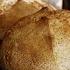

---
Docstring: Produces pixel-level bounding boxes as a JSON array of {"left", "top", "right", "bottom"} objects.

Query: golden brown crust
[
  {"left": 1, "top": 7, "right": 70, "bottom": 70},
  {"left": 0, "top": 1, "right": 56, "bottom": 42},
  {"left": 1, "top": 7, "right": 55, "bottom": 70},
  {"left": 0, "top": 0, "right": 42, "bottom": 42}
]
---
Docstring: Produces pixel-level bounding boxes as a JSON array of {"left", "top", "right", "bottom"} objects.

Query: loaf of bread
[
  {"left": 1, "top": 7, "right": 70, "bottom": 70},
  {"left": 0, "top": 0, "right": 42, "bottom": 43},
  {"left": 0, "top": 0, "right": 56, "bottom": 45}
]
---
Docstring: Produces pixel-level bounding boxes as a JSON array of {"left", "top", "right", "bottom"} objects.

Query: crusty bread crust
[{"left": 1, "top": 7, "right": 70, "bottom": 70}]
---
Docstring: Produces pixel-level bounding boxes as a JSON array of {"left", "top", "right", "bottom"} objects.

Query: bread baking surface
[
  {"left": 0, "top": 7, "right": 55, "bottom": 70},
  {"left": 0, "top": 0, "right": 42, "bottom": 43},
  {"left": 0, "top": 0, "right": 56, "bottom": 45},
  {"left": 1, "top": 7, "right": 70, "bottom": 70}
]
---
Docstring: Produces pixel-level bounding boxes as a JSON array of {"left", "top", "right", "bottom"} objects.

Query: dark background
[{"left": 63, "top": 0, "right": 70, "bottom": 10}]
